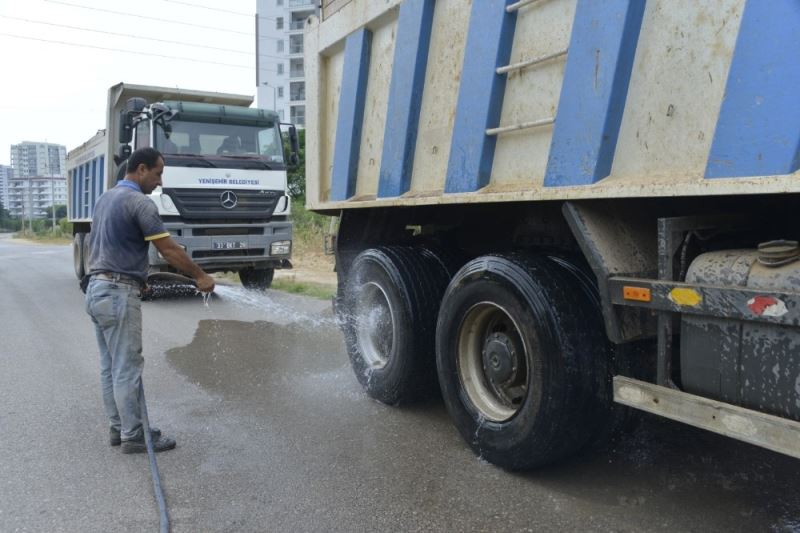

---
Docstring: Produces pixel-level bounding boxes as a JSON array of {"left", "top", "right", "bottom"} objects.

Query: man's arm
[{"left": 151, "top": 236, "right": 215, "bottom": 292}]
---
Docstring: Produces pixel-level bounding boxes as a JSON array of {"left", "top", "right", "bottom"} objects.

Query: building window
[
  {"left": 277, "top": 87, "right": 284, "bottom": 98},
  {"left": 276, "top": 17, "right": 283, "bottom": 30},
  {"left": 277, "top": 0, "right": 283, "bottom": 5},
  {"left": 277, "top": 40, "right": 284, "bottom": 53},
  {"left": 290, "top": 81, "right": 305, "bottom": 101},
  {"left": 290, "top": 105, "right": 305, "bottom": 126},
  {"left": 277, "top": 63, "right": 284, "bottom": 75},
  {"left": 289, "top": 34, "right": 303, "bottom": 54}
]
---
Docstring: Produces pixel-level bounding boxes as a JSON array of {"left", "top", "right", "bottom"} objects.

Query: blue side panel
[
  {"left": 445, "top": 0, "right": 517, "bottom": 193},
  {"left": 83, "top": 163, "right": 89, "bottom": 218},
  {"left": 330, "top": 29, "right": 372, "bottom": 201},
  {"left": 544, "top": 0, "right": 646, "bottom": 187},
  {"left": 91, "top": 159, "right": 97, "bottom": 217},
  {"left": 96, "top": 155, "right": 105, "bottom": 217},
  {"left": 71, "top": 170, "right": 77, "bottom": 218},
  {"left": 77, "top": 165, "right": 84, "bottom": 218},
  {"left": 377, "top": 0, "right": 435, "bottom": 198},
  {"left": 705, "top": 0, "right": 800, "bottom": 179}
]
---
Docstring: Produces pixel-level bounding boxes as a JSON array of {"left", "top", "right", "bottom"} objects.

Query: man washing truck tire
[{"left": 84, "top": 147, "right": 215, "bottom": 453}]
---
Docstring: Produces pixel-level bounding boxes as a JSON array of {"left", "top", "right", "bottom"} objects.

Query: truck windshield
[{"left": 154, "top": 120, "right": 284, "bottom": 164}]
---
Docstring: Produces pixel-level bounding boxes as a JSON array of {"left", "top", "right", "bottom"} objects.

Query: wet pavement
[{"left": 1, "top": 234, "right": 799, "bottom": 532}]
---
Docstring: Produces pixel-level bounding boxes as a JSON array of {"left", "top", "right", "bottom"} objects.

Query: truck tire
[
  {"left": 82, "top": 232, "right": 91, "bottom": 279},
  {"left": 341, "top": 246, "right": 454, "bottom": 405},
  {"left": 240, "top": 267, "right": 275, "bottom": 290},
  {"left": 73, "top": 233, "right": 85, "bottom": 279},
  {"left": 435, "top": 254, "right": 611, "bottom": 470}
]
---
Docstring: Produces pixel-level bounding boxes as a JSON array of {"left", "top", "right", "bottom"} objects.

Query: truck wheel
[
  {"left": 240, "top": 267, "right": 275, "bottom": 290},
  {"left": 81, "top": 232, "right": 91, "bottom": 279},
  {"left": 435, "top": 254, "right": 611, "bottom": 470},
  {"left": 342, "top": 246, "right": 454, "bottom": 405},
  {"left": 73, "top": 233, "right": 85, "bottom": 279}
]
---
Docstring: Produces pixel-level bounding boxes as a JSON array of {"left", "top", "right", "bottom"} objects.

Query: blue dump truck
[{"left": 305, "top": 0, "right": 800, "bottom": 470}]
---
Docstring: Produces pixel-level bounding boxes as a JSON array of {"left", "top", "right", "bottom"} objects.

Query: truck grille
[{"left": 163, "top": 188, "right": 282, "bottom": 220}]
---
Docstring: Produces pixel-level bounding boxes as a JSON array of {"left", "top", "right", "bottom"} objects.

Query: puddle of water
[{"left": 166, "top": 319, "right": 345, "bottom": 400}]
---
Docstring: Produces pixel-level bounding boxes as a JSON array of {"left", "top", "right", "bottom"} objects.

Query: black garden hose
[{"left": 139, "top": 380, "right": 170, "bottom": 533}]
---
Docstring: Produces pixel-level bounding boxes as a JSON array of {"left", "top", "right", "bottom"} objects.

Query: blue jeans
[{"left": 85, "top": 279, "right": 144, "bottom": 441}]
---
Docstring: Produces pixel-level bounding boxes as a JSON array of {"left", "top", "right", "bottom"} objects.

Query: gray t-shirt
[{"left": 87, "top": 180, "right": 169, "bottom": 283}]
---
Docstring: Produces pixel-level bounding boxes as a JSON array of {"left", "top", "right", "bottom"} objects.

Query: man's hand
[
  {"left": 152, "top": 236, "right": 214, "bottom": 292},
  {"left": 195, "top": 273, "right": 215, "bottom": 293}
]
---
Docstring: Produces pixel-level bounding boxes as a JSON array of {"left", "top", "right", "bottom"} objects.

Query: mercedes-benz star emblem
[{"left": 220, "top": 190, "right": 238, "bottom": 209}]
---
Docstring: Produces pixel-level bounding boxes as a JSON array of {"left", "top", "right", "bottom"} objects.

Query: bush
[
  {"left": 292, "top": 199, "right": 329, "bottom": 254},
  {"left": 59, "top": 218, "right": 72, "bottom": 235},
  {"left": 0, "top": 218, "right": 22, "bottom": 232}
]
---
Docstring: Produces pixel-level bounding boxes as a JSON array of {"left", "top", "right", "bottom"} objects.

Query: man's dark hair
[{"left": 126, "top": 147, "right": 163, "bottom": 174}]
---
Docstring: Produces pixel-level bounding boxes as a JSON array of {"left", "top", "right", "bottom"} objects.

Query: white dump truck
[
  {"left": 306, "top": 0, "right": 800, "bottom": 469},
  {"left": 67, "top": 82, "right": 298, "bottom": 289}
]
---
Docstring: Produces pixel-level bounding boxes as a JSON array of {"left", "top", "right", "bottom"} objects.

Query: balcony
[
  {"left": 290, "top": 90, "right": 306, "bottom": 102},
  {"left": 289, "top": 68, "right": 305, "bottom": 79},
  {"left": 288, "top": 20, "right": 305, "bottom": 31},
  {"left": 288, "top": 0, "right": 315, "bottom": 9}
]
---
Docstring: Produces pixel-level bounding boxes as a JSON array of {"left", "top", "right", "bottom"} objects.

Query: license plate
[{"left": 212, "top": 240, "right": 247, "bottom": 250}]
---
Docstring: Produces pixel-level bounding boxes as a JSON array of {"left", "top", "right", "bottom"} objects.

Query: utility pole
[
  {"left": 262, "top": 82, "right": 277, "bottom": 112},
  {"left": 48, "top": 149, "right": 56, "bottom": 233},
  {"left": 27, "top": 177, "right": 32, "bottom": 234}
]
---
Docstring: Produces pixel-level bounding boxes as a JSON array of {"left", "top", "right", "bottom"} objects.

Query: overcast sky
[{"left": 0, "top": 0, "right": 263, "bottom": 166}]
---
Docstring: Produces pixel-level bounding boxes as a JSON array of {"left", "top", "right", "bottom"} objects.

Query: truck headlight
[
  {"left": 160, "top": 193, "right": 177, "bottom": 213},
  {"left": 270, "top": 240, "right": 291, "bottom": 256},
  {"left": 275, "top": 195, "right": 289, "bottom": 214}
]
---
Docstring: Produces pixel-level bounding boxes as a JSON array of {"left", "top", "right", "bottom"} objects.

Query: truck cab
[
  {"left": 68, "top": 83, "right": 298, "bottom": 290},
  {"left": 128, "top": 99, "right": 296, "bottom": 288}
]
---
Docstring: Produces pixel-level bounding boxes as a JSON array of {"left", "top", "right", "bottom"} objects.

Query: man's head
[{"left": 126, "top": 147, "right": 164, "bottom": 194}]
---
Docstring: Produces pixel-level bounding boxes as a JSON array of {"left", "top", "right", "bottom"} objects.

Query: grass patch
[
  {"left": 14, "top": 230, "right": 71, "bottom": 245},
  {"left": 271, "top": 278, "right": 336, "bottom": 300},
  {"left": 291, "top": 199, "right": 332, "bottom": 255},
  {"left": 14, "top": 217, "right": 72, "bottom": 244}
]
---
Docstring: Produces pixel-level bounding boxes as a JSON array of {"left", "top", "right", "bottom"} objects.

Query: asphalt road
[{"left": 1, "top": 233, "right": 799, "bottom": 533}]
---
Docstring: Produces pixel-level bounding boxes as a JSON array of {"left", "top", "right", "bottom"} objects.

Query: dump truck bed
[{"left": 305, "top": 0, "right": 800, "bottom": 212}]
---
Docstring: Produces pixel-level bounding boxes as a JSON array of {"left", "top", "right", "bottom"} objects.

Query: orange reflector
[{"left": 623, "top": 286, "right": 651, "bottom": 302}]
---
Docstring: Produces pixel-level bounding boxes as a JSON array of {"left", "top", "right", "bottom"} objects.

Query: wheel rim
[
  {"left": 457, "top": 302, "right": 529, "bottom": 422},
  {"left": 353, "top": 281, "right": 395, "bottom": 369}
]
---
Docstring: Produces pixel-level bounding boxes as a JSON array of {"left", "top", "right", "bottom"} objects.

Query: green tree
[
  {"left": 284, "top": 128, "right": 306, "bottom": 201},
  {"left": 44, "top": 204, "right": 67, "bottom": 220},
  {"left": 0, "top": 200, "right": 21, "bottom": 231}
]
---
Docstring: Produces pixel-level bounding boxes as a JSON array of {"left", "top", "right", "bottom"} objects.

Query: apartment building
[
  {"left": 8, "top": 141, "right": 67, "bottom": 219},
  {"left": 6, "top": 176, "right": 67, "bottom": 219},
  {"left": 10, "top": 141, "right": 66, "bottom": 179},
  {"left": 255, "top": 0, "right": 319, "bottom": 127},
  {"left": 0, "top": 165, "right": 11, "bottom": 210}
]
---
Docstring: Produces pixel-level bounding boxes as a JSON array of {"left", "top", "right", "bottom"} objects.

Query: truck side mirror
[
  {"left": 117, "top": 144, "right": 131, "bottom": 163},
  {"left": 280, "top": 122, "right": 301, "bottom": 167},
  {"left": 126, "top": 97, "right": 147, "bottom": 113},
  {"left": 119, "top": 111, "right": 133, "bottom": 144},
  {"left": 289, "top": 125, "right": 299, "bottom": 154}
]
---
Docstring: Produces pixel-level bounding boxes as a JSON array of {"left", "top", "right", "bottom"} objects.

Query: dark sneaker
[
  {"left": 110, "top": 426, "right": 161, "bottom": 446},
  {"left": 120, "top": 434, "right": 176, "bottom": 454}
]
